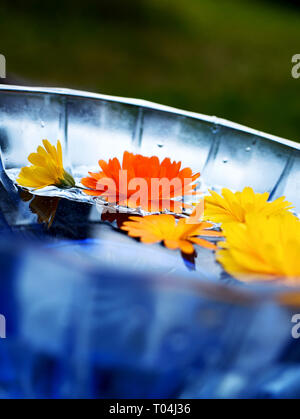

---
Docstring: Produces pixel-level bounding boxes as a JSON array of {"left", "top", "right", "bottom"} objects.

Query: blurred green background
[{"left": 0, "top": 0, "right": 300, "bottom": 141}]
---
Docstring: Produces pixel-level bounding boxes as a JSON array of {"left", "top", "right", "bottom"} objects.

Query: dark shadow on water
[
  {"left": 181, "top": 250, "right": 197, "bottom": 271},
  {"left": 100, "top": 209, "right": 138, "bottom": 229}
]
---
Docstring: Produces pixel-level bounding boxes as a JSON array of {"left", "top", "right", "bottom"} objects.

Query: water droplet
[
  {"left": 40, "top": 120, "right": 45, "bottom": 128},
  {"left": 157, "top": 143, "right": 164, "bottom": 148},
  {"left": 211, "top": 124, "right": 219, "bottom": 134},
  {"left": 245, "top": 147, "right": 251, "bottom": 152},
  {"left": 222, "top": 158, "right": 228, "bottom": 164}
]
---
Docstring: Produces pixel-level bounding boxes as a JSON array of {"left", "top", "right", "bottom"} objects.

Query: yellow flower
[
  {"left": 17, "top": 140, "right": 75, "bottom": 189},
  {"left": 121, "top": 205, "right": 222, "bottom": 254},
  {"left": 204, "top": 186, "right": 292, "bottom": 224},
  {"left": 216, "top": 213, "right": 300, "bottom": 283}
]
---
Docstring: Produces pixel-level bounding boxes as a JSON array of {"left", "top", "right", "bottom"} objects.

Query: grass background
[{"left": 0, "top": 0, "right": 300, "bottom": 141}]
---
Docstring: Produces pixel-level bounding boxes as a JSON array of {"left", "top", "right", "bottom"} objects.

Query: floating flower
[
  {"left": 121, "top": 205, "right": 222, "bottom": 254},
  {"left": 216, "top": 213, "right": 300, "bottom": 283},
  {"left": 81, "top": 151, "right": 200, "bottom": 212},
  {"left": 17, "top": 140, "right": 75, "bottom": 189},
  {"left": 204, "top": 186, "right": 292, "bottom": 224}
]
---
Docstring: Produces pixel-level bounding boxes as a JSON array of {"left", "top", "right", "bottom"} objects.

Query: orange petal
[{"left": 190, "top": 237, "right": 217, "bottom": 250}]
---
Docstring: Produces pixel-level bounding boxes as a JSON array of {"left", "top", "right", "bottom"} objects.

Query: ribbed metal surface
[{"left": 0, "top": 84, "right": 299, "bottom": 211}]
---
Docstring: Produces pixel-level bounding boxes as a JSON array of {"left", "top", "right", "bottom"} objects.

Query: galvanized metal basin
[{"left": 0, "top": 84, "right": 299, "bottom": 212}]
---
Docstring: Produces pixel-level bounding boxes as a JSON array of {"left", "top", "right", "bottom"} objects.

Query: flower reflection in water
[
  {"left": 100, "top": 208, "right": 134, "bottom": 229},
  {"left": 20, "top": 190, "right": 60, "bottom": 229}
]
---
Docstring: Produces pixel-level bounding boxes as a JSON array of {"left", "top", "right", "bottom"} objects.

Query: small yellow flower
[
  {"left": 17, "top": 140, "right": 75, "bottom": 189},
  {"left": 204, "top": 186, "right": 292, "bottom": 224},
  {"left": 121, "top": 205, "right": 222, "bottom": 254},
  {"left": 216, "top": 213, "right": 300, "bottom": 283}
]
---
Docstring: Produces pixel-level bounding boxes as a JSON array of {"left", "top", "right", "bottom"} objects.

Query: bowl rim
[{"left": 0, "top": 83, "right": 299, "bottom": 152}]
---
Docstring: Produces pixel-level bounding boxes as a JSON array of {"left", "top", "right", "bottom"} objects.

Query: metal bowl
[
  {"left": 0, "top": 85, "right": 299, "bottom": 398},
  {"left": 0, "top": 84, "right": 299, "bottom": 211}
]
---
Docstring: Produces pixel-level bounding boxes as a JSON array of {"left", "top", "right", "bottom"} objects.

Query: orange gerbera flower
[
  {"left": 81, "top": 151, "right": 200, "bottom": 213},
  {"left": 121, "top": 205, "right": 222, "bottom": 254}
]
